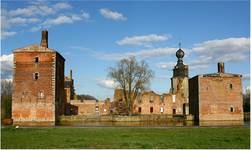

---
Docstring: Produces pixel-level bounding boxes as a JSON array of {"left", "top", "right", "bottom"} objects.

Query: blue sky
[{"left": 1, "top": 0, "right": 250, "bottom": 100}]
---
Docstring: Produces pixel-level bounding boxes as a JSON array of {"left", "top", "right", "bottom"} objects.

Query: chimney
[
  {"left": 218, "top": 62, "right": 225, "bottom": 73},
  {"left": 40, "top": 30, "right": 48, "bottom": 48},
  {"left": 70, "top": 70, "right": 72, "bottom": 80}
]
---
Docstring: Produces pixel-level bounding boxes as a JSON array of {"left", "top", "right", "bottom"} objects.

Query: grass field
[{"left": 1, "top": 127, "right": 250, "bottom": 149}]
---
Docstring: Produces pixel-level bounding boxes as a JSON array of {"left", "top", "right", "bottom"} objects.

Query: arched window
[{"left": 230, "top": 107, "right": 234, "bottom": 112}]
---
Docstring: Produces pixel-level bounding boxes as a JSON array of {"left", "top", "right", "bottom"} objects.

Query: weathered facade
[
  {"left": 12, "top": 30, "right": 65, "bottom": 126},
  {"left": 113, "top": 47, "right": 189, "bottom": 116},
  {"left": 69, "top": 99, "right": 111, "bottom": 116},
  {"left": 114, "top": 89, "right": 186, "bottom": 115},
  {"left": 189, "top": 62, "right": 243, "bottom": 124}
]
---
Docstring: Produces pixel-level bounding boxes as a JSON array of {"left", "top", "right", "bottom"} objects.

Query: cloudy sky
[{"left": 1, "top": 1, "right": 250, "bottom": 100}]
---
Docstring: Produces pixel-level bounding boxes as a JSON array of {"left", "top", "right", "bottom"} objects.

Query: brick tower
[
  {"left": 12, "top": 30, "right": 66, "bottom": 126},
  {"left": 170, "top": 45, "right": 189, "bottom": 115}
]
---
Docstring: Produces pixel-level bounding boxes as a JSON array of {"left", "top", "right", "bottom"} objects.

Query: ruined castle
[{"left": 12, "top": 31, "right": 244, "bottom": 126}]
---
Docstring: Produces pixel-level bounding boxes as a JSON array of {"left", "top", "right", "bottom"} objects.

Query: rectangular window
[
  {"left": 229, "top": 84, "right": 233, "bottom": 90},
  {"left": 38, "top": 91, "right": 44, "bottom": 99},
  {"left": 230, "top": 107, "right": 234, "bottom": 112},
  {"left": 172, "top": 95, "right": 176, "bottom": 103},
  {"left": 150, "top": 107, "right": 153, "bottom": 113},
  {"left": 138, "top": 107, "right": 141, "bottom": 113},
  {"left": 33, "top": 72, "right": 39, "bottom": 80},
  {"left": 160, "top": 107, "right": 164, "bottom": 113},
  {"left": 173, "top": 109, "right": 176, "bottom": 115},
  {"left": 35, "top": 57, "right": 39, "bottom": 63}
]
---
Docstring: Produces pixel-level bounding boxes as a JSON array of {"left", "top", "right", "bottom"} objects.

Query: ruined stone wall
[
  {"left": 70, "top": 100, "right": 97, "bottom": 116},
  {"left": 132, "top": 92, "right": 185, "bottom": 115},
  {"left": 162, "top": 93, "right": 185, "bottom": 115},
  {"left": 70, "top": 100, "right": 111, "bottom": 116},
  {"left": 98, "top": 100, "right": 111, "bottom": 115},
  {"left": 133, "top": 92, "right": 161, "bottom": 114},
  {"left": 12, "top": 52, "right": 56, "bottom": 126},
  {"left": 198, "top": 76, "right": 243, "bottom": 121}
]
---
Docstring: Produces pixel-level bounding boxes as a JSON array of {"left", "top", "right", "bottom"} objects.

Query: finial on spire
[{"left": 178, "top": 42, "right": 181, "bottom": 49}]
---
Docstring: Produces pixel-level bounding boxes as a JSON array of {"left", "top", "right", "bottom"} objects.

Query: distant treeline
[
  {"left": 243, "top": 90, "right": 250, "bottom": 112},
  {"left": 1, "top": 80, "right": 12, "bottom": 120}
]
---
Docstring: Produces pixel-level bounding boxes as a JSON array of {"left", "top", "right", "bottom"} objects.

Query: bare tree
[{"left": 108, "top": 57, "right": 154, "bottom": 115}]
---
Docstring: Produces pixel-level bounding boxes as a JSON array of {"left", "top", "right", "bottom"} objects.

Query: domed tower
[
  {"left": 170, "top": 43, "right": 189, "bottom": 115},
  {"left": 173, "top": 47, "right": 188, "bottom": 77}
]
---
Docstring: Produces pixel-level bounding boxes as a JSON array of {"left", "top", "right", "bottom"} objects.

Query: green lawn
[{"left": 1, "top": 127, "right": 250, "bottom": 149}]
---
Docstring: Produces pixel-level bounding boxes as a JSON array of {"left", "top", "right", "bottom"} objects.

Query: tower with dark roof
[{"left": 170, "top": 45, "right": 189, "bottom": 115}]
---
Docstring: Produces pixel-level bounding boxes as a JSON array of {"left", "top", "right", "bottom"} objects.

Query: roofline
[
  {"left": 13, "top": 44, "right": 65, "bottom": 61},
  {"left": 190, "top": 73, "right": 242, "bottom": 79}
]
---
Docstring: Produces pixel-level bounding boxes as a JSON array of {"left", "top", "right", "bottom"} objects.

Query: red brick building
[
  {"left": 189, "top": 62, "right": 243, "bottom": 125},
  {"left": 12, "top": 30, "right": 66, "bottom": 126}
]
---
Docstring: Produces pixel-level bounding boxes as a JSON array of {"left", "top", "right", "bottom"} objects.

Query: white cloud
[
  {"left": 0, "top": 54, "right": 13, "bottom": 80},
  {"left": 99, "top": 8, "right": 127, "bottom": 21},
  {"left": 96, "top": 79, "right": 117, "bottom": 89},
  {"left": 117, "top": 34, "right": 170, "bottom": 46},
  {"left": 8, "top": 6, "right": 37, "bottom": 17},
  {"left": 96, "top": 47, "right": 178, "bottom": 61},
  {"left": 156, "top": 37, "right": 250, "bottom": 71},
  {"left": 31, "top": 11, "right": 90, "bottom": 32},
  {"left": 6, "top": 17, "right": 41, "bottom": 27},
  {"left": 156, "top": 62, "right": 176, "bottom": 69},
  {"left": 192, "top": 37, "right": 250, "bottom": 62},
  {"left": 8, "top": 2, "right": 72, "bottom": 17},
  {"left": 53, "top": 2, "right": 72, "bottom": 10},
  {"left": 1, "top": 2, "right": 85, "bottom": 39},
  {"left": 1, "top": 31, "right": 17, "bottom": 39}
]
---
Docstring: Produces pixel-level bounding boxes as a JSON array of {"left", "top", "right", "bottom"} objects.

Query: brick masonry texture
[
  {"left": 12, "top": 32, "right": 65, "bottom": 126},
  {"left": 189, "top": 74, "right": 243, "bottom": 122}
]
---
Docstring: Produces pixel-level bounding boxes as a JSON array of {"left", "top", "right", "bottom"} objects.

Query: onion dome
[{"left": 176, "top": 48, "right": 184, "bottom": 59}]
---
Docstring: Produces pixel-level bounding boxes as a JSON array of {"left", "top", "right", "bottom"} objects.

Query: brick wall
[
  {"left": 12, "top": 47, "right": 65, "bottom": 126},
  {"left": 12, "top": 51, "right": 56, "bottom": 126},
  {"left": 198, "top": 76, "right": 243, "bottom": 121}
]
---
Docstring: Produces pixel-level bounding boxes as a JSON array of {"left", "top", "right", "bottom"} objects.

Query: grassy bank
[{"left": 1, "top": 127, "right": 250, "bottom": 149}]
